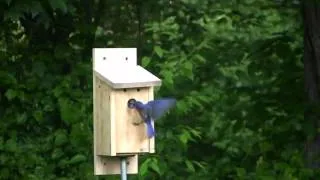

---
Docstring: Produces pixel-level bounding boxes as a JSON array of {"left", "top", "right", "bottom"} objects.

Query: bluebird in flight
[{"left": 128, "top": 98, "right": 176, "bottom": 138}]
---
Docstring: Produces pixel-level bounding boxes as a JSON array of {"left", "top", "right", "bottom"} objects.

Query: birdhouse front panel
[
  {"left": 94, "top": 76, "right": 156, "bottom": 156},
  {"left": 111, "top": 87, "right": 155, "bottom": 155},
  {"left": 95, "top": 77, "right": 114, "bottom": 156}
]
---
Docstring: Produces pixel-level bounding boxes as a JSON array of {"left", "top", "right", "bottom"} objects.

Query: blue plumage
[{"left": 131, "top": 98, "right": 176, "bottom": 138}]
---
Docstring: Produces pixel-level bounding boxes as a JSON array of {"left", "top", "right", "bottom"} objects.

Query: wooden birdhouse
[{"left": 92, "top": 48, "right": 161, "bottom": 175}]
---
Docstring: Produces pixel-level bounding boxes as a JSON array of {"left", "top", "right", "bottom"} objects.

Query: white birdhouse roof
[
  {"left": 94, "top": 64, "right": 161, "bottom": 89},
  {"left": 93, "top": 48, "right": 162, "bottom": 89}
]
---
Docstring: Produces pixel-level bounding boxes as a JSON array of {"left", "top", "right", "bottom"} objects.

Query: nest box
[{"left": 92, "top": 48, "right": 161, "bottom": 175}]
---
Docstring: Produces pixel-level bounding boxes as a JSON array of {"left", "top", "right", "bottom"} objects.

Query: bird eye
[{"left": 127, "top": 98, "right": 136, "bottom": 108}]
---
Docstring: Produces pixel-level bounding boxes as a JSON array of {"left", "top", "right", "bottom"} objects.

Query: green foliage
[{"left": 0, "top": 0, "right": 316, "bottom": 179}]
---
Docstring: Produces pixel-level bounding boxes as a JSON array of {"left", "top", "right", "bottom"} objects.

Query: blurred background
[{"left": 0, "top": 0, "right": 309, "bottom": 179}]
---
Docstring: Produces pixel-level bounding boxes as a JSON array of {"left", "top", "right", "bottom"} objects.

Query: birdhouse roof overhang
[{"left": 94, "top": 64, "right": 162, "bottom": 89}]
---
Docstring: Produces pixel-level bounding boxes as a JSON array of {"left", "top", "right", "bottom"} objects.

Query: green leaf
[
  {"left": 189, "top": 128, "right": 202, "bottom": 139},
  {"left": 52, "top": 148, "right": 64, "bottom": 160},
  {"left": 193, "top": 161, "right": 206, "bottom": 170},
  {"left": 142, "top": 56, "right": 151, "bottom": 67},
  {"left": 33, "top": 110, "right": 43, "bottom": 123},
  {"left": 58, "top": 159, "right": 69, "bottom": 167},
  {"left": 214, "top": 141, "right": 228, "bottom": 149},
  {"left": 185, "top": 61, "right": 193, "bottom": 71},
  {"left": 161, "top": 70, "right": 174, "bottom": 86},
  {"left": 5, "top": 139, "right": 17, "bottom": 152},
  {"left": 58, "top": 98, "right": 82, "bottom": 125},
  {"left": 6, "top": 0, "right": 12, "bottom": 5},
  {"left": 54, "top": 45, "right": 71, "bottom": 59},
  {"left": 183, "top": 61, "right": 194, "bottom": 80},
  {"left": 236, "top": 167, "right": 246, "bottom": 177},
  {"left": 17, "top": 113, "right": 27, "bottom": 124},
  {"left": 54, "top": 131, "right": 68, "bottom": 146},
  {"left": 0, "top": 137, "right": 4, "bottom": 150},
  {"left": 68, "top": 154, "right": 86, "bottom": 165},
  {"left": 154, "top": 46, "right": 163, "bottom": 58},
  {"left": 49, "top": 0, "right": 68, "bottom": 13},
  {"left": 4, "top": 8, "right": 23, "bottom": 21},
  {"left": 179, "top": 130, "right": 191, "bottom": 145},
  {"left": 194, "top": 54, "right": 206, "bottom": 63},
  {"left": 150, "top": 159, "right": 161, "bottom": 175},
  {"left": 0, "top": 71, "right": 17, "bottom": 86},
  {"left": 32, "top": 61, "right": 46, "bottom": 77},
  {"left": 5, "top": 89, "right": 17, "bottom": 100},
  {"left": 185, "top": 160, "right": 195, "bottom": 172},
  {"left": 139, "top": 159, "right": 151, "bottom": 176},
  {"left": 176, "top": 100, "right": 189, "bottom": 114},
  {"left": 69, "top": 123, "right": 88, "bottom": 147}
]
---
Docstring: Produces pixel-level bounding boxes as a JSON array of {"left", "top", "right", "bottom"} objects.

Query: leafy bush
[{"left": 0, "top": 0, "right": 315, "bottom": 179}]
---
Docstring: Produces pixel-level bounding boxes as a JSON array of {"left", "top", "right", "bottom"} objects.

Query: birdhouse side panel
[
  {"left": 95, "top": 77, "right": 113, "bottom": 156},
  {"left": 113, "top": 87, "right": 152, "bottom": 154},
  {"left": 148, "top": 87, "right": 155, "bottom": 153}
]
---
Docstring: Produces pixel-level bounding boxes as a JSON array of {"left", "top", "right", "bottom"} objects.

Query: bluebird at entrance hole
[{"left": 128, "top": 98, "right": 176, "bottom": 138}]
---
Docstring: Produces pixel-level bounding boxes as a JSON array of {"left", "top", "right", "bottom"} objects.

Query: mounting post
[{"left": 120, "top": 157, "right": 127, "bottom": 180}]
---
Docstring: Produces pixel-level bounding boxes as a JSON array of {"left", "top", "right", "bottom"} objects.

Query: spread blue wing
[
  {"left": 147, "top": 98, "right": 176, "bottom": 120},
  {"left": 134, "top": 101, "right": 149, "bottom": 121}
]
